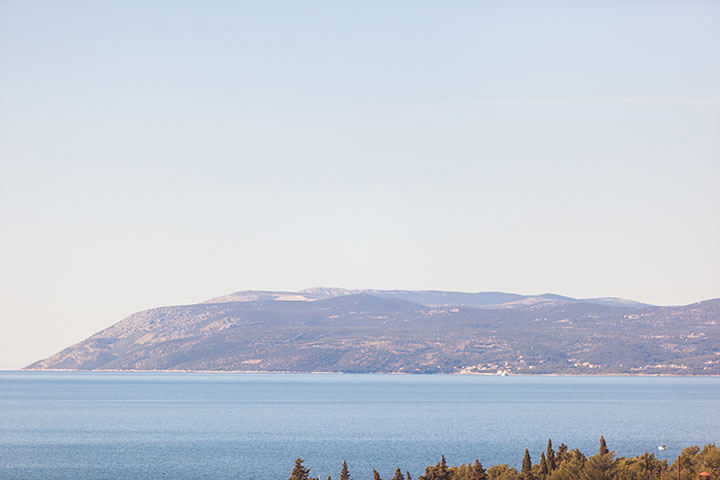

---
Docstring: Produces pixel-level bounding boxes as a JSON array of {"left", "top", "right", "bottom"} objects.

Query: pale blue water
[{"left": 0, "top": 372, "right": 718, "bottom": 480}]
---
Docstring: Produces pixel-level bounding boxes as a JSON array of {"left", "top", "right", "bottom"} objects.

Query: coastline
[{"left": 11, "top": 368, "right": 720, "bottom": 377}]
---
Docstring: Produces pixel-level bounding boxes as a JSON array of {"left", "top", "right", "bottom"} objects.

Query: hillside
[{"left": 26, "top": 289, "right": 720, "bottom": 374}]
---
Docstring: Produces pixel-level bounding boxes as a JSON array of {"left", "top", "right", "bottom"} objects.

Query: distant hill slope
[
  {"left": 204, "top": 288, "right": 652, "bottom": 309},
  {"left": 26, "top": 290, "right": 719, "bottom": 375}
]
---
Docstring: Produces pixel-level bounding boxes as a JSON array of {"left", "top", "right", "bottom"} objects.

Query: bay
[{"left": 0, "top": 372, "right": 718, "bottom": 480}]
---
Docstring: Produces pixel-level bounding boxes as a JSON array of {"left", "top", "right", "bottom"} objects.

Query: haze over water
[{"left": 1, "top": 372, "right": 718, "bottom": 480}]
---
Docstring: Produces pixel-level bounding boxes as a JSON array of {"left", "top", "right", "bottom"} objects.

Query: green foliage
[
  {"left": 599, "top": 436, "right": 610, "bottom": 456},
  {"left": 289, "top": 441, "right": 720, "bottom": 480},
  {"left": 471, "top": 459, "right": 488, "bottom": 480},
  {"left": 670, "top": 443, "right": 720, "bottom": 480},
  {"left": 580, "top": 452, "right": 616, "bottom": 480},
  {"left": 615, "top": 451, "right": 665, "bottom": 480},
  {"left": 439, "top": 455, "right": 450, "bottom": 480},
  {"left": 340, "top": 460, "right": 352, "bottom": 480},
  {"left": 290, "top": 457, "right": 312, "bottom": 480},
  {"left": 540, "top": 452, "right": 548, "bottom": 476},
  {"left": 546, "top": 439, "right": 556, "bottom": 472},
  {"left": 487, "top": 465, "right": 522, "bottom": 480},
  {"left": 449, "top": 459, "right": 487, "bottom": 480},
  {"left": 522, "top": 449, "right": 533, "bottom": 478},
  {"left": 700, "top": 443, "right": 720, "bottom": 477},
  {"left": 555, "top": 444, "right": 569, "bottom": 466},
  {"left": 547, "top": 454, "right": 584, "bottom": 480},
  {"left": 419, "top": 455, "right": 451, "bottom": 480},
  {"left": 570, "top": 449, "right": 587, "bottom": 464}
]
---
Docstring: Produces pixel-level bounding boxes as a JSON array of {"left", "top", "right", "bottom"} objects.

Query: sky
[{"left": 0, "top": 0, "right": 719, "bottom": 369}]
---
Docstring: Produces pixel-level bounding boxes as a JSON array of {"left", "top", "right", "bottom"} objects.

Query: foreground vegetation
[{"left": 289, "top": 437, "right": 720, "bottom": 480}]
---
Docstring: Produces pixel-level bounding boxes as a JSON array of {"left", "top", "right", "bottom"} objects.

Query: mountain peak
[{"left": 299, "top": 287, "right": 355, "bottom": 298}]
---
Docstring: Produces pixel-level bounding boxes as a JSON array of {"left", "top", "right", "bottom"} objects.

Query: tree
[
  {"left": 470, "top": 459, "right": 488, "bottom": 480},
  {"left": 547, "top": 456, "right": 584, "bottom": 480},
  {"left": 419, "top": 455, "right": 451, "bottom": 480},
  {"left": 670, "top": 445, "right": 710, "bottom": 480},
  {"left": 488, "top": 465, "right": 522, "bottom": 480},
  {"left": 546, "top": 439, "right": 556, "bottom": 472},
  {"left": 406, "top": 471, "right": 412, "bottom": 480},
  {"left": 581, "top": 451, "right": 616, "bottom": 480},
  {"left": 522, "top": 449, "right": 533, "bottom": 479},
  {"left": 290, "top": 457, "right": 312, "bottom": 480},
  {"left": 439, "top": 455, "right": 450, "bottom": 480},
  {"left": 555, "top": 444, "right": 569, "bottom": 466},
  {"left": 340, "top": 460, "right": 352, "bottom": 480},
  {"left": 614, "top": 451, "right": 666, "bottom": 480},
  {"left": 540, "top": 452, "right": 549, "bottom": 477},
  {"left": 637, "top": 451, "right": 665, "bottom": 480},
  {"left": 418, "top": 466, "right": 435, "bottom": 480},
  {"left": 698, "top": 443, "right": 720, "bottom": 479},
  {"left": 599, "top": 437, "right": 609, "bottom": 456},
  {"left": 570, "top": 449, "right": 587, "bottom": 464},
  {"left": 373, "top": 469, "right": 384, "bottom": 480},
  {"left": 392, "top": 468, "right": 405, "bottom": 480}
]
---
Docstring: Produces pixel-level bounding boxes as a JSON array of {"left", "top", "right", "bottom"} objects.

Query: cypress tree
[
  {"left": 438, "top": 454, "right": 450, "bottom": 480},
  {"left": 599, "top": 436, "right": 609, "bottom": 455},
  {"left": 340, "top": 460, "right": 352, "bottom": 480},
  {"left": 392, "top": 467, "right": 404, "bottom": 480},
  {"left": 470, "top": 459, "right": 487, "bottom": 480},
  {"left": 520, "top": 448, "right": 532, "bottom": 477},
  {"left": 419, "top": 456, "right": 450, "bottom": 480},
  {"left": 546, "top": 439, "right": 556, "bottom": 471},
  {"left": 290, "top": 457, "right": 312, "bottom": 480},
  {"left": 540, "top": 452, "right": 548, "bottom": 476},
  {"left": 373, "top": 469, "right": 383, "bottom": 480},
  {"left": 406, "top": 471, "right": 412, "bottom": 480}
]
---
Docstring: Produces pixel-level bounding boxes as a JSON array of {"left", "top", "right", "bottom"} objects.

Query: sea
[{"left": 0, "top": 372, "right": 718, "bottom": 480}]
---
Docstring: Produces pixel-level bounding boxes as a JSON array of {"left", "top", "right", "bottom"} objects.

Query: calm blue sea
[{"left": 0, "top": 372, "right": 718, "bottom": 480}]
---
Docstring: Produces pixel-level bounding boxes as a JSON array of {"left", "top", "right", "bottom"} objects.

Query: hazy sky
[{"left": 1, "top": 1, "right": 719, "bottom": 369}]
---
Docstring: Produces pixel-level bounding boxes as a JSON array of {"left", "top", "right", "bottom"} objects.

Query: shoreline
[{"left": 10, "top": 368, "right": 720, "bottom": 377}]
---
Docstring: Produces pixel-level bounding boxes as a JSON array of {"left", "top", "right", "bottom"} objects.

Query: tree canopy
[
  {"left": 290, "top": 457, "right": 312, "bottom": 480},
  {"left": 288, "top": 439, "right": 719, "bottom": 480}
]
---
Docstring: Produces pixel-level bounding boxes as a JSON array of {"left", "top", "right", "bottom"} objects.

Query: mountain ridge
[
  {"left": 203, "top": 288, "right": 653, "bottom": 309},
  {"left": 26, "top": 289, "right": 720, "bottom": 375}
]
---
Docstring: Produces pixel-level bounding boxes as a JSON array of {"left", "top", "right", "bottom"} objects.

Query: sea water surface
[{"left": 1, "top": 372, "right": 718, "bottom": 480}]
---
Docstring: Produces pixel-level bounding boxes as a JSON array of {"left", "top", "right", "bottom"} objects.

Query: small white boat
[{"left": 658, "top": 434, "right": 666, "bottom": 451}]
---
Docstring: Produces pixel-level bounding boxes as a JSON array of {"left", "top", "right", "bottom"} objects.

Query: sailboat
[{"left": 658, "top": 434, "right": 666, "bottom": 451}]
